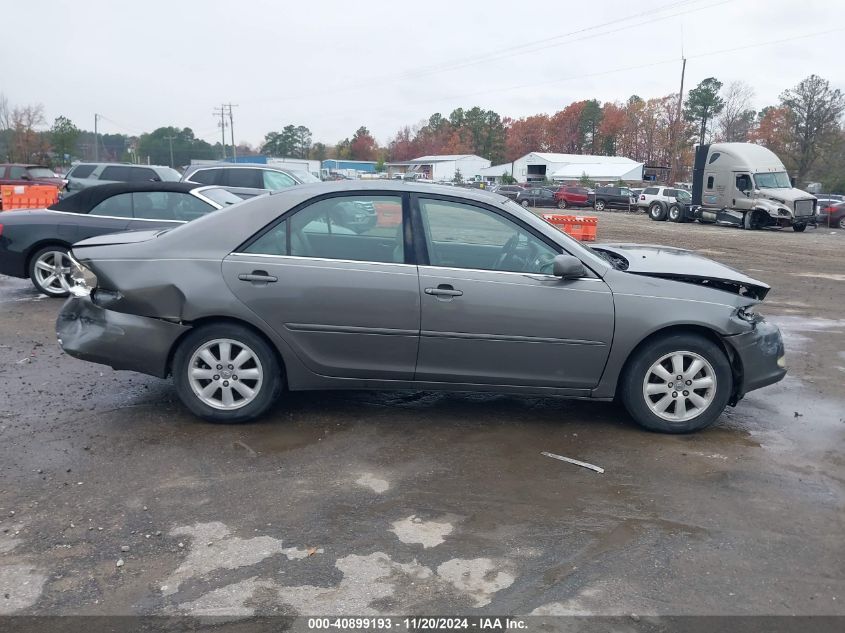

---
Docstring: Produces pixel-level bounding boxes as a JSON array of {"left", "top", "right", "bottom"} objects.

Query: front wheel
[
  {"left": 620, "top": 333, "right": 733, "bottom": 433},
  {"left": 521, "top": 199, "right": 531, "bottom": 208},
  {"left": 172, "top": 323, "right": 283, "bottom": 423},
  {"left": 594, "top": 200, "right": 606, "bottom": 211},
  {"left": 793, "top": 223, "right": 807, "bottom": 232},
  {"left": 557, "top": 199, "right": 568, "bottom": 210},
  {"left": 29, "top": 245, "right": 72, "bottom": 297}
]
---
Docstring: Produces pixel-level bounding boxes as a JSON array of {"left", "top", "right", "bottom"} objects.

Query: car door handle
[
  {"left": 238, "top": 271, "right": 278, "bottom": 283},
  {"left": 425, "top": 285, "right": 463, "bottom": 297}
]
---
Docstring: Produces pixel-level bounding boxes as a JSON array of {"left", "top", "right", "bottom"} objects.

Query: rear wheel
[
  {"left": 28, "top": 245, "right": 71, "bottom": 297},
  {"left": 648, "top": 202, "right": 667, "bottom": 221},
  {"left": 620, "top": 333, "right": 733, "bottom": 433},
  {"left": 838, "top": 216, "right": 845, "bottom": 230},
  {"left": 667, "top": 204, "right": 686, "bottom": 222},
  {"left": 594, "top": 200, "right": 606, "bottom": 211},
  {"left": 173, "top": 323, "right": 283, "bottom": 423},
  {"left": 793, "top": 223, "right": 807, "bottom": 232}
]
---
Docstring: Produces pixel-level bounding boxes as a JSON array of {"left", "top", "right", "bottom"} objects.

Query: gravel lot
[{"left": 0, "top": 211, "right": 843, "bottom": 622}]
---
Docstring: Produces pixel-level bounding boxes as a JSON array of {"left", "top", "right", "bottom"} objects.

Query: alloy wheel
[
  {"left": 34, "top": 250, "right": 71, "bottom": 294},
  {"left": 642, "top": 351, "right": 716, "bottom": 422},
  {"left": 188, "top": 339, "right": 264, "bottom": 410}
]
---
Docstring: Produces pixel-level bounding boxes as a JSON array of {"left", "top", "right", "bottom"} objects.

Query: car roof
[
  {"left": 0, "top": 163, "right": 49, "bottom": 168},
  {"left": 184, "top": 164, "right": 302, "bottom": 173},
  {"left": 49, "top": 182, "right": 202, "bottom": 212},
  {"left": 70, "top": 162, "right": 173, "bottom": 169}
]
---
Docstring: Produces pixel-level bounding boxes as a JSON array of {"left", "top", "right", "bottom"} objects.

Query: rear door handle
[
  {"left": 424, "top": 285, "right": 463, "bottom": 297},
  {"left": 238, "top": 271, "right": 278, "bottom": 283}
]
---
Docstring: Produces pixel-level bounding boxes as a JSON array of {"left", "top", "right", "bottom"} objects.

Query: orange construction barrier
[
  {"left": 542, "top": 214, "right": 598, "bottom": 242},
  {"left": 1, "top": 185, "right": 61, "bottom": 211}
]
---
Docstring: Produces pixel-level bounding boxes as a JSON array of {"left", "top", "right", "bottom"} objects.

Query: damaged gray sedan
[{"left": 57, "top": 181, "right": 786, "bottom": 433}]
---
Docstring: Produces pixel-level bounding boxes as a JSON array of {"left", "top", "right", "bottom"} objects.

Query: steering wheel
[{"left": 493, "top": 234, "right": 520, "bottom": 270}]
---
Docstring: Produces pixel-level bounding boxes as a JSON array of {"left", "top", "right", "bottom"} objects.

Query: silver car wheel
[
  {"left": 595, "top": 200, "right": 605, "bottom": 211},
  {"left": 34, "top": 250, "right": 71, "bottom": 293},
  {"left": 642, "top": 351, "right": 716, "bottom": 422},
  {"left": 188, "top": 338, "right": 264, "bottom": 411}
]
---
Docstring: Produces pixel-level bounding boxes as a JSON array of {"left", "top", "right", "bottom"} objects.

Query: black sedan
[
  {"left": 0, "top": 182, "right": 241, "bottom": 297},
  {"left": 819, "top": 201, "right": 845, "bottom": 229},
  {"left": 515, "top": 187, "right": 557, "bottom": 208}
]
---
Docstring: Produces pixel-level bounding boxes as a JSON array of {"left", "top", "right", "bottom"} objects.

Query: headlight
[
  {"left": 737, "top": 305, "right": 762, "bottom": 323},
  {"left": 68, "top": 254, "right": 98, "bottom": 297}
]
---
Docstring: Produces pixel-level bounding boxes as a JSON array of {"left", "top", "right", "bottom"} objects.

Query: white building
[
  {"left": 386, "top": 154, "right": 491, "bottom": 182},
  {"left": 479, "top": 152, "right": 644, "bottom": 184}
]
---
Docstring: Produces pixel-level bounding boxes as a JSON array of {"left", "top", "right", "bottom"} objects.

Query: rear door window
[
  {"left": 99, "top": 166, "right": 132, "bottom": 181},
  {"left": 131, "top": 191, "right": 211, "bottom": 221},
  {"left": 189, "top": 169, "right": 222, "bottom": 185},
  {"left": 262, "top": 170, "right": 297, "bottom": 190},
  {"left": 225, "top": 168, "right": 263, "bottom": 189},
  {"left": 128, "top": 167, "right": 159, "bottom": 182}
]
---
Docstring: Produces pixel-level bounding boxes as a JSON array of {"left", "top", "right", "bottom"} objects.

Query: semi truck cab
[{"left": 690, "top": 143, "right": 818, "bottom": 232}]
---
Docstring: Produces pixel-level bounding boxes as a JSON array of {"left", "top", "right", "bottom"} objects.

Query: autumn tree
[
  {"left": 778, "top": 74, "right": 845, "bottom": 181},
  {"left": 349, "top": 126, "right": 377, "bottom": 161},
  {"left": 598, "top": 102, "right": 626, "bottom": 155},
  {"left": 10, "top": 104, "right": 48, "bottom": 163},
  {"left": 549, "top": 101, "right": 586, "bottom": 153},
  {"left": 580, "top": 100, "right": 603, "bottom": 153},
  {"left": 684, "top": 77, "right": 725, "bottom": 145},
  {"left": 717, "top": 81, "right": 756, "bottom": 142},
  {"left": 504, "top": 114, "right": 550, "bottom": 161}
]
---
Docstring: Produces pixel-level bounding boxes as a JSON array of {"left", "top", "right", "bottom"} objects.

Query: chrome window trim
[
  {"left": 228, "top": 253, "right": 415, "bottom": 269},
  {"left": 44, "top": 209, "right": 184, "bottom": 223}
]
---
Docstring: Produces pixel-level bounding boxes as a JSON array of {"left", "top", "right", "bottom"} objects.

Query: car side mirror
[{"left": 553, "top": 254, "right": 586, "bottom": 279}]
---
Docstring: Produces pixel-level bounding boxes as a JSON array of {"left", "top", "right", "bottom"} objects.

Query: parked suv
[
  {"left": 66, "top": 163, "right": 181, "bottom": 193},
  {"left": 639, "top": 186, "right": 692, "bottom": 220},
  {"left": 0, "top": 164, "right": 65, "bottom": 189},
  {"left": 593, "top": 186, "right": 636, "bottom": 211},
  {"left": 553, "top": 185, "right": 594, "bottom": 210},
  {"left": 516, "top": 186, "right": 556, "bottom": 208},
  {"left": 182, "top": 164, "right": 320, "bottom": 199}
]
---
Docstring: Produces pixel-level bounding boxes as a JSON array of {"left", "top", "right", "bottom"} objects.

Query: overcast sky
[{"left": 2, "top": 0, "right": 843, "bottom": 148}]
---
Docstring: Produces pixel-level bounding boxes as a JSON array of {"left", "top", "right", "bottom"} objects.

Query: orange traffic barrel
[{"left": 541, "top": 214, "right": 598, "bottom": 241}]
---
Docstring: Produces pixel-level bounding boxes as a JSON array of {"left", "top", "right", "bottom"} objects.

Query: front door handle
[
  {"left": 238, "top": 270, "right": 278, "bottom": 283},
  {"left": 424, "top": 284, "right": 463, "bottom": 297}
]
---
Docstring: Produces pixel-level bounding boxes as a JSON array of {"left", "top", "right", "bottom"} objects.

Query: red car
[
  {"left": 0, "top": 164, "right": 66, "bottom": 189},
  {"left": 553, "top": 185, "right": 593, "bottom": 210}
]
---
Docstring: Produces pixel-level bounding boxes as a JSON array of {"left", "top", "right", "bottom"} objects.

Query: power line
[
  {"left": 248, "top": 0, "right": 728, "bottom": 106},
  {"left": 212, "top": 105, "right": 228, "bottom": 159}
]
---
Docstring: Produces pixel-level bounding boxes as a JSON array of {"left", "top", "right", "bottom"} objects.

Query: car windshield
[
  {"left": 199, "top": 187, "right": 243, "bottom": 207},
  {"left": 159, "top": 168, "right": 183, "bottom": 182},
  {"left": 26, "top": 167, "right": 56, "bottom": 178},
  {"left": 289, "top": 170, "right": 320, "bottom": 183},
  {"left": 754, "top": 171, "right": 791, "bottom": 188}
]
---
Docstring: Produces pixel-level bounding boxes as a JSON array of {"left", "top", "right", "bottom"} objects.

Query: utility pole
[
  {"left": 213, "top": 105, "right": 227, "bottom": 160},
  {"left": 94, "top": 113, "right": 99, "bottom": 161},
  {"left": 164, "top": 135, "right": 176, "bottom": 168},
  {"left": 670, "top": 57, "right": 687, "bottom": 184},
  {"left": 226, "top": 103, "right": 238, "bottom": 161}
]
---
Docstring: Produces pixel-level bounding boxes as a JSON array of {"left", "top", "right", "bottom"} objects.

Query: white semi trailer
[{"left": 674, "top": 143, "right": 818, "bottom": 231}]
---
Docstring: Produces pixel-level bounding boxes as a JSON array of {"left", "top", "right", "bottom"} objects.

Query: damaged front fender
[{"left": 57, "top": 296, "right": 190, "bottom": 378}]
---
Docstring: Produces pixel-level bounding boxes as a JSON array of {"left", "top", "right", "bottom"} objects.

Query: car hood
[
  {"left": 73, "top": 229, "right": 166, "bottom": 249},
  {"left": 593, "top": 243, "right": 770, "bottom": 300}
]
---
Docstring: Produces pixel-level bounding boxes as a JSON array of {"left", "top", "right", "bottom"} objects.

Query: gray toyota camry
[{"left": 57, "top": 181, "right": 786, "bottom": 433}]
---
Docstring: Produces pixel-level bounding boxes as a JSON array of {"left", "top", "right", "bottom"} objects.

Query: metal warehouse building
[
  {"left": 387, "top": 154, "right": 491, "bottom": 181},
  {"left": 479, "top": 152, "right": 644, "bottom": 183}
]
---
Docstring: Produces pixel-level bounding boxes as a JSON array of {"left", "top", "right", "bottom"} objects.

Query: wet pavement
[{"left": 0, "top": 214, "right": 843, "bottom": 619}]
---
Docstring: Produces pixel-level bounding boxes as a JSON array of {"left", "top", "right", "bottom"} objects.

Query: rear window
[
  {"left": 69, "top": 164, "right": 96, "bottom": 179},
  {"left": 26, "top": 167, "right": 55, "bottom": 178}
]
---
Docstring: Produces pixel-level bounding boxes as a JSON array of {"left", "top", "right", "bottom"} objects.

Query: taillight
[
  {"left": 823, "top": 206, "right": 837, "bottom": 213},
  {"left": 0, "top": 223, "right": 3, "bottom": 236}
]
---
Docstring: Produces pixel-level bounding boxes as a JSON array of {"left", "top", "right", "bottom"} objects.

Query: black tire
[
  {"left": 648, "top": 202, "right": 667, "bottom": 221},
  {"left": 594, "top": 199, "right": 606, "bottom": 211},
  {"left": 743, "top": 210, "right": 757, "bottom": 230},
  {"left": 172, "top": 323, "right": 283, "bottom": 423},
  {"left": 620, "top": 333, "right": 733, "bottom": 433},
  {"left": 28, "top": 245, "right": 71, "bottom": 297},
  {"left": 667, "top": 204, "right": 686, "bottom": 223},
  {"left": 557, "top": 199, "right": 568, "bottom": 210},
  {"left": 792, "top": 223, "right": 806, "bottom": 232},
  {"left": 838, "top": 216, "right": 845, "bottom": 230}
]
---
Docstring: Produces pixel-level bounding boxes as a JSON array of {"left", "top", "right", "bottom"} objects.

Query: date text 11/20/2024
[{"left": 307, "top": 617, "right": 528, "bottom": 630}]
